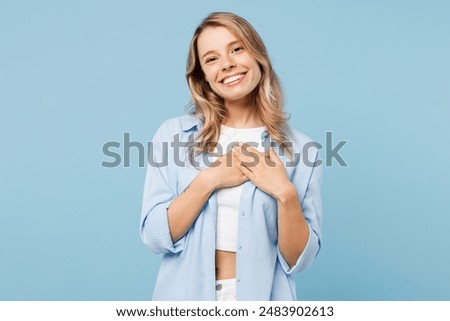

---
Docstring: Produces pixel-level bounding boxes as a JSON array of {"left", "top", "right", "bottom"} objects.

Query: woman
[{"left": 140, "top": 12, "right": 322, "bottom": 301}]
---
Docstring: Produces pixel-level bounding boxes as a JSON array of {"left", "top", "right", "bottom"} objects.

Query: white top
[{"left": 215, "top": 125, "right": 266, "bottom": 252}]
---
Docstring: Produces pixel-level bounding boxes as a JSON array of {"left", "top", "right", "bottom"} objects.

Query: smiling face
[{"left": 197, "top": 26, "right": 262, "bottom": 105}]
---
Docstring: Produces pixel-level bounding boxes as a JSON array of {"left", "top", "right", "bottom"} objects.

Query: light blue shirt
[{"left": 140, "top": 114, "right": 322, "bottom": 300}]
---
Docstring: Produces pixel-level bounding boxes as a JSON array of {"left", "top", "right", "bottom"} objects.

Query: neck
[{"left": 223, "top": 97, "right": 262, "bottom": 128}]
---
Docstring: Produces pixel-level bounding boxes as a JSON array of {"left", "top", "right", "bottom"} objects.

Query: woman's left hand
[{"left": 232, "top": 143, "right": 293, "bottom": 201}]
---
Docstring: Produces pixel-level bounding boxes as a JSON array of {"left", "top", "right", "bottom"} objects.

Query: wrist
[
  {"left": 197, "top": 169, "right": 218, "bottom": 192},
  {"left": 275, "top": 182, "right": 297, "bottom": 205}
]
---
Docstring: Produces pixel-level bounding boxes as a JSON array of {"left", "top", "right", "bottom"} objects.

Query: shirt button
[
  {"left": 242, "top": 212, "right": 245, "bottom": 216},
  {"left": 238, "top": 245, "right": 242, "bottom": 250},
  {"left": 237, "top": 279, "right": 240, "bottom": 283},
  {"left": 216, "top": 284, "right": 222, "bottom": 291}
]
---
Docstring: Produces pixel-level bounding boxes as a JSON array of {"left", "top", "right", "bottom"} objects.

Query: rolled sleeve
[
  {"left": 141, "top": 196, "right": 185, "bottom": 254},
  {"left": 278, "top": 150, "right": 323, "bottom": 275},
  {"left": 277, "top": 224, "right": 320, "bottom": 275},
  {"left": 140, "top": 127, "right": 185, "bottom": 254}
]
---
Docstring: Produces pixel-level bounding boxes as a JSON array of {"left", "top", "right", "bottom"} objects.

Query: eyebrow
[{"left": 200, "top": 40, "right": 241, "bottom": 60}]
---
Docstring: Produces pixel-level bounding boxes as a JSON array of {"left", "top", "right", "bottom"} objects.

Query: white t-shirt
[{"left": 215, "top": 124, "right": 266, "bottom": 252}]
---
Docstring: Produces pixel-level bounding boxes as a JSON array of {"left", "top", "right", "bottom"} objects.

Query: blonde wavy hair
[{"left": 186, "top": 12, "right": 292, "bottom": 158}]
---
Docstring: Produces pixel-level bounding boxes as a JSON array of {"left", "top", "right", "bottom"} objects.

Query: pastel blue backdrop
[{"left": 1, "top": 0, "right": 449, "bottom": 300}]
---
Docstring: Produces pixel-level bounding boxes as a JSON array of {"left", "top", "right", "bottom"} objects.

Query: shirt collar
[
  {"left": 181, "top": 114, "right": 203, "bottom": 133},
  {"left": 180, "top": 114, "right": 270, "bottom": 140}
]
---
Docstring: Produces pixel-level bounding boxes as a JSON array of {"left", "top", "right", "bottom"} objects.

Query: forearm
[
  {"left": 276, "top": 183, "right": 310, "bottom": 268},
  {"left": 167, "top": 170, "right": 215, "bottom": 242}
]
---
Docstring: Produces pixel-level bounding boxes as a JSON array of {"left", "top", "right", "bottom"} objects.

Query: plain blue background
[{"left": 1, "top": 0, "right": 449, "bottom": 300}]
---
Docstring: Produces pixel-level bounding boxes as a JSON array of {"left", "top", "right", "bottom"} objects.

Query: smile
[{"left": 221, "top": 73, "right": 246, "bottom": 86}]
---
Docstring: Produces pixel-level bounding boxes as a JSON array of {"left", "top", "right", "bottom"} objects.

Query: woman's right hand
[
  {"left": 166, "top": 151, "right": 242, "bottom": 242},
  {"left": 166, "top": 150, "right": 247, "bottom": 243},
  {"left": 202, "top": 150, "right": 248, "bottom": 190}
]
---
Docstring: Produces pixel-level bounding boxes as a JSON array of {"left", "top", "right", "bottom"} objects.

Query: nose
[{"left": 221, "top": 55, "right": 236, "bottom": 71}]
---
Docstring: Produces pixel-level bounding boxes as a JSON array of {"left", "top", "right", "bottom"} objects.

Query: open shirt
[{"left": 140, "top": 114, "right": 322, "bottom": 300}]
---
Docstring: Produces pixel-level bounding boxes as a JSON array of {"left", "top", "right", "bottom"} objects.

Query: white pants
[{"left": 215, "top": 278, "right": 236, "bottom": 301}]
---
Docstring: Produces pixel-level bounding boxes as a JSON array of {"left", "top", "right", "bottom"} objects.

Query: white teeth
[{"left": 223, "top": 74, "right": 244, "bottom": 84}]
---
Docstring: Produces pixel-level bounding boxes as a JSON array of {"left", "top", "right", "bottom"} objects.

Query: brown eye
[{"left": 205, "top": 57, "right": 217, "bottom": 63}]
